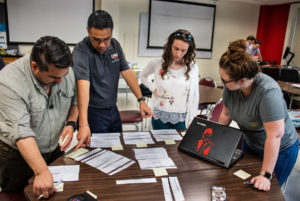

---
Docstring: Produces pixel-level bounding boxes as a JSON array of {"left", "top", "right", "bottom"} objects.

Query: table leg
[{"left": 289, "top": 94, "right": 294, "bottom": 110}]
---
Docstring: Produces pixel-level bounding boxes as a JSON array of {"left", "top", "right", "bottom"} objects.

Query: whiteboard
[
  {"left": 139, "top": 13, "right": 212, "bottom": 59},
  {"left": 6, "top": 0, "right": 94, "bottom": 44},
  {"left": 148, "top": 0, "right": 215, "bottom": 51}
]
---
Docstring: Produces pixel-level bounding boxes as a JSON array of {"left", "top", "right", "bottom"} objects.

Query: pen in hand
[
  {"left": 37, "top": 179, "right": 63, "bottom": 200},
  {"left": 244, "top": 180, "right": 254, "bottom": 185}
]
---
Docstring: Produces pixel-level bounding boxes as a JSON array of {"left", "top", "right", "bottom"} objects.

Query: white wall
[
  {"left": 283, "top": 3, "right": 300, "bottom": 65},
  {"left": 17, "top": 0, "right": 260, "bottom": 85},
  {"left": 101, "top": 0, "right": 260, "bottom": 85},
  {"left": 291, "top": 8, "right": 300, "bottom": 67}
]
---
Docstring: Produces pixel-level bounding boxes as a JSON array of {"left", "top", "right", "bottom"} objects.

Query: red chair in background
[
  {"left": 119, "top": 110, "right": 143, "bottom": 131},
  {"left": 199, "top": 76, "right": 217, "bottom": 88},
  {"left": 208, "top": 98, "right": 223, "bottom": 122},
  {"left": 198, "top": 77, "right": 217, "bottom": 116}
]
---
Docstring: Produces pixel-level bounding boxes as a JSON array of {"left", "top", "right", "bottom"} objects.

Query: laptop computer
[{"left": 178, "top": 117, "right": 243, "bottom": 168}]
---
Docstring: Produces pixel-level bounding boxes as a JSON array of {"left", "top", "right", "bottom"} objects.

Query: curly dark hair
[
  {"left": 161, "top": 29, "right": 196, "bottom": 80},
  {"left": 219, "top": 39, "right": 258, "bottom": 80},
  {"left": 31, "top": 36, "right": 72, "bottom": 71}
]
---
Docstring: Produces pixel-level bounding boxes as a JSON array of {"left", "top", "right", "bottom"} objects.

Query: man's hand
[
  {"left": 33, "top": 169, "right": 54, "bottom": 199},
  {"left": 251, "top": 175, "right": 271, "bottom": 191},
  {"left": 139, "top": 101, "right": 156, "bottom": 119},
  {"left": 59, "top": 126, "right": 74, "bottom": 151},
  {"left": 74, "top": 126, "right": 91, "bottom": 152}
]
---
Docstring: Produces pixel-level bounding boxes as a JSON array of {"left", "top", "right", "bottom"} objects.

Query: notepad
[
  {"left": 111, "top": 144, "right": 123, "bottom": 151},
  {"left": 233, "top": 169, "right": 251, "bottom": 180},
  {"left": 65, "top": 148, "right": 89, "bottom": 159},
  {"left": 165, "top": 139, "right": 176, "bottom": 145},
  {"left": 136, "top": 142, "right": 148, "bottom": 148},
  {"left": 153, "top": 168, "right": 168, "bottom": 177}
]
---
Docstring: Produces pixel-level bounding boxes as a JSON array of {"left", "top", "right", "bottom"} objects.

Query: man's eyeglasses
[
  {"left": 90, "top": 36, "right": 111, "bottom": 45},
  {"left": 174, "top": 32, "right": 193, "bottom": 42},
  {"left": 221, "top": 77, "right": 235, "bottom": 85}
]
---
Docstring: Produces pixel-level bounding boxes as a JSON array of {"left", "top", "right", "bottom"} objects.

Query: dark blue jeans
[
  {"left": 242, "top": 138, "right": 299, "bottom": 186},
  {"left": 88, "top": 105, "right": 122, "bottom": 133},
  {"left": 151, "top": 117, "right": 186, "bottom": 130}
]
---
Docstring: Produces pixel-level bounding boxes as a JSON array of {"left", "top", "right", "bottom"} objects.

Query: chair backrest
[
  {"left": 208, "top": 98, "right": 223, "bottom": 122},
  {"left": 199, "top": 76, "right": 217, "bottom": 88}
]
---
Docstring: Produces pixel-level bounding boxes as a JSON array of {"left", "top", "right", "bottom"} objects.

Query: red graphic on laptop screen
[{"left": 197, "top": 128, "right": 215, "bottom": 155}]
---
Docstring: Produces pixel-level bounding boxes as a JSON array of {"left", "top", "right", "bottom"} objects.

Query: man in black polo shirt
[{"left": 73, "top": 10, "right": 154, "bottom": 149}]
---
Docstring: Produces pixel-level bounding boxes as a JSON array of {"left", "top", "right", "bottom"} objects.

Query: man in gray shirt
[
  {"left": 0, "top": 36, "right": 79, "bottom": 198},
  {"left": 73, "top": 10, "right": 155, "bottom": 150}
]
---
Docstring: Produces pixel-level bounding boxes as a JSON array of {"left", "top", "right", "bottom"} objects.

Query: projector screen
[
  {"left": 148, "top": 0, "right": 216, "bottom": 51},
  {"left": 5, "top": 0, "right": 94, "bottom": 45}
]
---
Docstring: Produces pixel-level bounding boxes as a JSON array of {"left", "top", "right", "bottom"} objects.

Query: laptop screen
[{"left": 178, "top": 117, "right": 242, "bottom": 167}]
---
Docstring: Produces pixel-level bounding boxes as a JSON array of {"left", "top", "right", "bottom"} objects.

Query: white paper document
[
  {"left": 169, "top": 177, "right": 185, "bottom": 201},
  {"left": 90, "top": 133, "right": 121, "bottom": 148},
  {"left": 134, "top": 147, "right": 169, "bottom": 160},
  {"left": 123, "top": 132, "right": 155, "bottom": 145},
  {"left": 86, "top": 151, "right": 119, "bottom": 168},
  {"left": 138, "top": 158, "right": 177, "bottom": 170},
  {"left": 109, "top": 160, "right": 136, "bottom": 176},
  {"left": 133, "top": 147, "right": 177, "bottom": 170},
  {"left": 81, "top": 150, "right": 106, "bottom": 163},
  {"left": 151, "top": 129, "right": 182, "bottom": 142},
  {"left": 98, "top": 157, "right": 131, "bottom": 174},
  {"left": 48, "top": 165, "right": 80, "bottom": 182},
  {"left": 162, "top": 178, "right": 173, "bottom": 201},
  {"left": 74, "top": 148, "right": 103, "bottom": 161},
  {"left": 76, "top": 148, "right": 135, "bottom": 175},
  {"left": 116, "top": 178, "right": 157, "bottom": 185}
]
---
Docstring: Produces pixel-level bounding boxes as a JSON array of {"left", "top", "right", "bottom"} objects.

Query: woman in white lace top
[{"left": 140, "top": 29, "right": 199, "bottom": 129}]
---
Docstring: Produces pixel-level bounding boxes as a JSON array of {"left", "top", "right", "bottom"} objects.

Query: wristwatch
[
  {"left": 260, "top": 171, "right": 272, "bottom": 180},
  {"left": 65, "top": 121, "right": 77, "bottom": 132},
  {"left": 137, "top": 96, "right": 146, "bottom": 102}
]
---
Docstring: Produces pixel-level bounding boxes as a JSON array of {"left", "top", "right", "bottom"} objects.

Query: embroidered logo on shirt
[{"left": 111, "top": 53, "right": 120, "bottom": 63}]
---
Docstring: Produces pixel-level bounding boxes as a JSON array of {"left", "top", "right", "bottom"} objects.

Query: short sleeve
[
  {"left": 116, "top": 41, "right": 129, "bottom": 72},
  {"left": 72, "top": 48, "right": 91, "bottom": 81},
  {"left": 68, "top": 67, "right": 78, "bottom": 106},
  {"left": 259, "top": 88, "right": 285, "bottom": 122}
]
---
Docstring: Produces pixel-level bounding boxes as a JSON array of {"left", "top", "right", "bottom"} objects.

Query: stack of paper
[
  {"left": 151, "top": 129, "right": 182, "bottom": 142},
  {"left": 123, "top": 132, "right": 155, "bottom": 145},
  {"left": 74, "top": 148, "right": 135, "bottom": 175},
  {"left": 133, "top": 147, "right": 177, "bottom": 170},
  {"left": 90, "top": 133, "right": 121, "bottom": 148},
  {"left": 48, "top": 165, "right": 80, "bottom": 182}
]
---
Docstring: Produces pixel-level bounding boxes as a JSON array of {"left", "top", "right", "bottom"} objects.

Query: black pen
[{"left": 244, "top": 180, "right": 254, "bottom": 185}]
